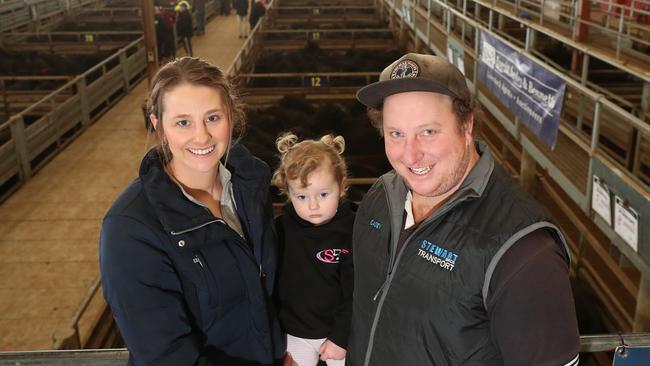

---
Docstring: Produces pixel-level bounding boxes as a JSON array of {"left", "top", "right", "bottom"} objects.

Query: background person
[
  {"left": 346, "top": 53, "right": 580, "bottom": 366},
  {"left": 272, "top": 133, "right": 354, "bottom": 366},
  {"left": 193, "top": 0, "right": 206, "bottom": 35},
  {"left": 233, "top": 0, "right": 250, "bottom": 38},
  {"left": 175, "top": 2, "right": 193, "bottom": 56},
  {"left": 249, "top": 0, "right": 267, "bottom": 31},
  {"left": 100, "top": 57, "right": 284, "bottom": 365}
]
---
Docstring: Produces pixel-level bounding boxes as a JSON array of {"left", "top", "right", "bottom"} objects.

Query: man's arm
[{"left": 487, "top": 229, "right": 580, "bottom": 366}]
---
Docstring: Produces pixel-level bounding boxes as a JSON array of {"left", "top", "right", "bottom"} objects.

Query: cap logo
[{"left": 390, "top": 59, "right": 419, "bottom": 79}]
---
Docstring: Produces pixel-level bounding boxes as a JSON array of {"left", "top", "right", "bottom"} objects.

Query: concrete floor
[{"left": 0, "top": 12, "right": 249, "bottom": 351}]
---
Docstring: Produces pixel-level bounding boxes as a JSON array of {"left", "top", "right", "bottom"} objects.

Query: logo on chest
[
  {"left": 316, "top": 248, "right": 349, "bottom": 264},
  {"left": 417, "top": 240, "right": 459, "bottom": 271}
]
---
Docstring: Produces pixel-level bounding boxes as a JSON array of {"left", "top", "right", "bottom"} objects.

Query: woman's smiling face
[{"left": 153, "top": 83, "right": 231, "bottom": 179}]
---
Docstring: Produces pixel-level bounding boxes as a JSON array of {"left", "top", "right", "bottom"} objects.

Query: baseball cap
[{"left": 356, "top": 53, "right": 471, "bottom": 108}]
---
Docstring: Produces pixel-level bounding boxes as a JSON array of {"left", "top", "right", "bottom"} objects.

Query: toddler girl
[{"left": 272, "top": 133, "right": 354, "bottom": 366}]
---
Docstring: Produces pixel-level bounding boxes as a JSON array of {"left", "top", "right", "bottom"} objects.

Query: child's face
[{"left": 287, "top": 165, "right": 343, "bottom": 226}]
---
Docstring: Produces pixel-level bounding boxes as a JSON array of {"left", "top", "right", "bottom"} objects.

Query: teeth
[
  {"left": 188, "top": 146, "right": 215, "bottom": 155},
  {"left": 410, "top": 165, "right": 432, "bottom": 175}
]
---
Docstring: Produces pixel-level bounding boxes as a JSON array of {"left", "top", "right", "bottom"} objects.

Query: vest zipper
[{"left": 364, "top": 189, "right": 474, "bottom": 366}]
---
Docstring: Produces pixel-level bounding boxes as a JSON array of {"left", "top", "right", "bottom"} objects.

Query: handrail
[
  {"left": 469, "top": 0, "right": 650, "bottom": 81},
  {"left": 239, "top": 72, "right": 381, "bottom": 77},
  {"left": 581, "top": 333, "right": 650, "bottom": 352},
  {"left": 1, "top": 334, "right": 649, "bottom": 363},
  {"left": 261, "top": 28, "right": 392, "bottom": 33},
  {"left": 60, "top": 275, "right": 102, "bottom": 349}
]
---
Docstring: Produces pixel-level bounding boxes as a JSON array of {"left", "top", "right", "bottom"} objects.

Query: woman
[{"left": 100, "top": 57, "right": 284, "bottom": 365}]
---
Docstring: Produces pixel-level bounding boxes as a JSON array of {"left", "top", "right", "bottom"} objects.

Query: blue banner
[{"left": 478, "top": 31, "right": 566, "bottom": 148}]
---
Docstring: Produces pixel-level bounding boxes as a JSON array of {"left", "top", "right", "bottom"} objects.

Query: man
[{"left": 347, "top": 53, "right": 580, "bottom": 366}]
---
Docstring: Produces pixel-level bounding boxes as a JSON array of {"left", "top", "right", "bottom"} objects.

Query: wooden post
[
  {"left": 140, "top": 0, "right": 158, "bottom": 85},
  {"left": 633, "top": 275, "right": 650, "bottom": 332},
  {"left": 10, "top": 117, "right": 32, "bottom": 182},
  {"left": 520, "top": 147, "right": 538, "bottom": 195}
]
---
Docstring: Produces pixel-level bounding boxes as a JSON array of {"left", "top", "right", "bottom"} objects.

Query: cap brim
[{"left": 356, "top": 78, "right": 460, "bottom": 108}]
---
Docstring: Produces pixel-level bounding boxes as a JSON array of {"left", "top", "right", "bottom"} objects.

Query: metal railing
[
  {"left": 0, "top": 0, "right": 102, "bottom": 33},
  {"left": 0, "top": 333, "right": 649, "bottom": 365},
  {"left": 0, "top": 36, "right": 147, "bottom": 202}
]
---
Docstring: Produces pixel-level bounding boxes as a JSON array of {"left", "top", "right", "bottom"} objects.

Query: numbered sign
[
  {"left": 312, "top": 8, "right": 320, "bottom": 15},
  {"left": 84, "top": 34, "right": 94, "bottom": 43},
  {"left": 310, "top": 32, "right": 320, "bottom": 41},
  {"left": 302, "top": 76, "right": 329, "bottom": 87}
]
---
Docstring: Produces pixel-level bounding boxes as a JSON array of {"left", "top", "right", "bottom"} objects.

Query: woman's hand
[{"left": 319, "top": 339, "right": 347, "bottom": 361}]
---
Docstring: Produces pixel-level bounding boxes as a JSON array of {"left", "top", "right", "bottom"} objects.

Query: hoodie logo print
[{"left": 316, "top": 248, "right": 349, "bottom": 264}]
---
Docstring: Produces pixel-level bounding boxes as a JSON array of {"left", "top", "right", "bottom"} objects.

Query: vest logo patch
[
  {"left": 418, "top": 239, "right": 459, "bottom": 271},
  {"left": 369, "top": 219, "right": 382, "bottom": 230},
  {"left": 316, "top": 248, "right": 349, "bottom": 264}
]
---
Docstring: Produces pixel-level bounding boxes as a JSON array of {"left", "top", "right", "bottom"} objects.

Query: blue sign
[
  {"left": 478, "top": 31, "right": 566, "bottom": 148},
  {"left": 613, "top": 346, "right": 650, "bottom": 365}
]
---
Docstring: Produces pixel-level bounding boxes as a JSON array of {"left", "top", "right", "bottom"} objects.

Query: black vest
[{"left": 348, "top": 159, "right": 568, "bottom": 366}]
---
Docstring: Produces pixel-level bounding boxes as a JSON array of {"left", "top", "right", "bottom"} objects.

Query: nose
[
  {"left": 193, "top": 121, "right": 212, "bottom": 144},
  {"left": 308, "top": 198, "right": 319, "bottom": 211},
  {"left": 403, "top": 136, "right": 423, "bottom": 165}
]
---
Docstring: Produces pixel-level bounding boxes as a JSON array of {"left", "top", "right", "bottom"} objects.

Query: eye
[
  {"left": 206, "top": 114, "right": 221, "bottom": 123},
  {"left": 295, "top": 195, "right": 306, "bottom": 200},
  {"left": 422, "top": 129, "right": 437, "bottom": 136},
  {"left": 176, "top": 119, "right": 190, "bottom": 127},
  {"left": 388, "top": 131, "right": 402, "bottom": 138},
  {"left": 319, "top": 192, "right": 329, "bottom": 198}
]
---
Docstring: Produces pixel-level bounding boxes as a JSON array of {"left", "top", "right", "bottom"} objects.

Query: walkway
[{"left": 0, "top": 12, "right": 247, "bottom": 351}]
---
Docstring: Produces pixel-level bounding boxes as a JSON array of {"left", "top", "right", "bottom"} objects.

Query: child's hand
[{"left": 319, "top": 339, "right": 346, "bottom": 361}]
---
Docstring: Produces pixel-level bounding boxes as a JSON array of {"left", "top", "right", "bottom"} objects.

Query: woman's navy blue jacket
[{"left": 100, "top": 144, "right": 284, "bottom": 366}]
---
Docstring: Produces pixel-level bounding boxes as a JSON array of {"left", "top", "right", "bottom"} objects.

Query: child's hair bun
[
  {"left": 320, "top": 134, "right": 345, "bottom": 155},
  {"left": 276, "top": 132, "right": 298, "bottom": 154}
]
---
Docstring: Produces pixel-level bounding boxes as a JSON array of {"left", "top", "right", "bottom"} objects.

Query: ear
[
  {"left": 150, "top": 114, "right": 159, "bottom": 131},
  {"left": 464, "top": 115, "right": 474, "bottom": 144},
  {"left": 340, "top": 177, "right": 348, "bottom": 197}
]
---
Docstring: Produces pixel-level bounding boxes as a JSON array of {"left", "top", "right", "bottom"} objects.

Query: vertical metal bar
[
  {"left": 473, "top": 27, "right": 480, "bottom": 92},
  {"left": 489, "top": 9, "right": 494, "bottom": 31},
  {"left": 444, "top": 8, "right": 451, "bottom": 35},
  {"left": 631, "top": 129, "right": 642, "bottom": 176},
  {"left": 10, "top": 116, "right": 32, "bottom": 182},
  {"left": 461, "top": 0, "right": 467, "bottom": 42},
  {"left": 540, "top": 0, "right": 546, "bottom": 25},
  {"left": 606, "top": 0, "right": 613, "bottom": 29},
  {"left": 616, "top": 6, "right": 625, "bottom": 58},
  {"left": 525, "top": 26, "right": 535, "bottom": 51},
  {"left": 427, "top": 0, "right": 431, "bottom": 42},
  {"left": 590, "top": 98, "right": 602, "bottom": 152},
  {"left": 577, "top": 53, "right": 590, "bottom": 131}
]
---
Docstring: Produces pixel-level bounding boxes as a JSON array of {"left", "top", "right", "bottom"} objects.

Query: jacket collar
[
  {"left": 380, "top": 141, "right": 494, "bottom": 233},
  {"left": 139, "top": 144, "right": 269, "bottom": 236}
]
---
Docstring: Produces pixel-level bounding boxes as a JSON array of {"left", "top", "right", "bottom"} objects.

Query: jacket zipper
[{"left": 171, "top": 218, "right": 264, "bottom": 278}]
